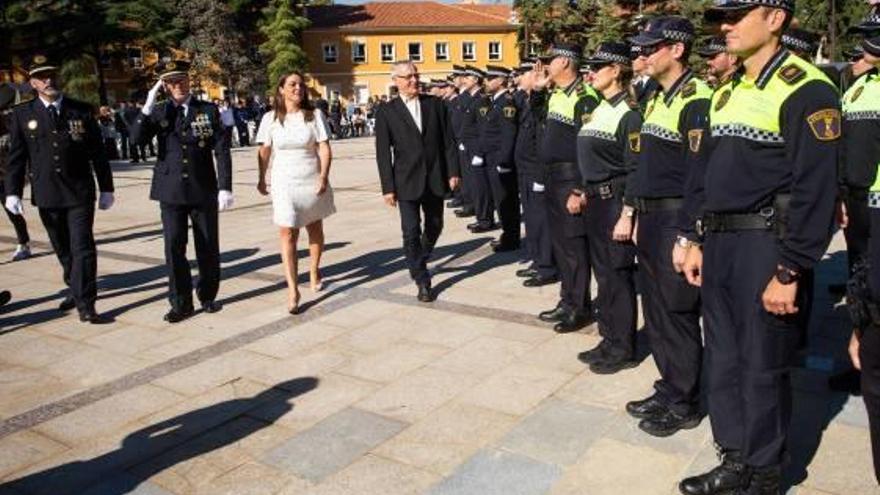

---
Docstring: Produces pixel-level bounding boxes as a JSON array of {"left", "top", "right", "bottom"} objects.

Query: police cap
[
  {"left": 583, "top": 41, "right": 633, "bottom": 67},
  {"left": 851, "top": 6, "right": 880, "bottom": 35},
  {"left": 781, "top": 28, "right": 821, "bottom": 56},
  {"left": 451, "top": 64, "right": 468, "bottom": 76},
  {"left": 156, "top": 59, "right": 191, "bottom": 80},
  {"left": 628, "top": 16, "right": 695, "bottom": 47},
  {"left": 696, "top": 36, "right": 728, "bottom": 57},
  {"left": 484, "top": 65, "right": 511, "bottom": 79},
  {"left": 464, "top": 65, "right": 485, "bottom": 79},
  {"left": 27, "top": 54, "right": 59, "bottom": 78},
  {"left": 864, "top": 35, "right": 880, "bottom": 58},
  {"left": 538, "top": 42, "right": 582, "bottom": 63}
]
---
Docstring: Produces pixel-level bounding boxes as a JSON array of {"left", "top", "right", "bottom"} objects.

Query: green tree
[
  {"left": 259, "top": 0, "right": 310, "bottom": 88},
  {"left": 796, "top": 0, "right": 870, "bottom": 60},
  {"left": 61, "top": 54, "right": 100, "bottom": 106},
  {"left": 587, "top": 0, "right": 627, "bottom": 50}
]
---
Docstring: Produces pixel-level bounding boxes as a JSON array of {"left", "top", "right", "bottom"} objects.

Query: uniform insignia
[
  {"left": 688, "top": 129, "right": 704, "bottom": 153},
  {"left": 581, "top": 113, "right": 592, "bottom": 125},
  {"left": 199, "top": 140, "right": 206, "bottom": 148},
  {"left": 27, "top": 119, "right": 38, "bottom": 130},
  {"left": 160, "top": 119, "right": 169, "bottom": 128},
  {"left": 681, "top": 81, "right": 696, "bottom": 98},
  {"left": 502, "top": 106, "right": 516, "bottom": 119},
  {"left": 806, "top": 109, "right": 841, "bottom": 141},
  {"left": 69, "top": 120, "right": 85, "bottom": 142},
  {"left": 34, "top": 55, "right": 47, "bottom": 65},
  {"left": 853, "top": 86, "right": 864, "bottom": 103},
  {"left": 778, "top": 64, "right": 806, "bottom": 85},
  {"left": 628, "top": 132, "right": 641, "bottom": 153},
  {"left": 714, "top": 89, "right": 731, "bottom": 112},
  {"left": 167, "top": 62, "right": 177, "bottom": 70},
  {"left": 645, "top": 102, "right": 655, "bottom": 119},
  {"left": 479, "top": 107, "right": 489, "bottom": 117}
]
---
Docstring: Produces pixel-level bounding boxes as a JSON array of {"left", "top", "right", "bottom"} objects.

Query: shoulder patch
[
  {"left": 502, "top": 105, "right": 516, "bottom": 119},
  {"left": 478, "top": 106, "right": 489, "bottom": 117},
  {"left": 778, "top": 64, "right": 806, "bottom": 85},
  {"left": 714, "top": 89, "right": 731, "bottom": 112},
  {"left": 681, "top": 81, "right": 696, "bottom": 98},
  {"left": 806, "top": 109, "right": 841, "bottom": 141},
  {"left": 688, "top": 129, "right": 704, "bottom": 153},
  {"left": 628, "top": 132, "right": 641, "bottom": 153}
]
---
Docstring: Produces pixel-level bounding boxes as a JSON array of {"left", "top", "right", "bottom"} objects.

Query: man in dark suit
[
  {"left": 4, "top": 55, "right": 115, "bottom": 323},
  {"left": 129, "top": 60, "right": 233, "bottom": 323},
  {"left": 375, "top": 60, "right": 460, "bottom": 302}
]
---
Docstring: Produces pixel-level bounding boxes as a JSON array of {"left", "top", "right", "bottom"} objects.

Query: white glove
[
  {"left": 4, "top": 195, "right": 23, "bottom": 215},
  {"left": 458, "top": 143, "right": 465, "bottom": 151},
  {"left": 143, "top": 80, "right": 164, "bottom": 116},
  {"left": 218, "top": 190, "right": 234, "bottom": 211},
  {"left": 471, "top": 155, "right": 484, "bottom": 166},
  {"left": 98, "top": 192, "right": 114, "bottom": 210}
]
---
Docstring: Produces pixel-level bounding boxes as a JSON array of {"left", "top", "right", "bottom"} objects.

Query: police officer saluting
[
  {"left": 478, "top": 65, "right": 520, "bottom": 252},
  {"left": 130, "top": 60, "right": 233, "bottom": 323},
  {"left": 680, "top": 1, "right": 841, "bottom": 493},
  {"left": 4, "top": 55, "right": 115, "bottom": 324}
]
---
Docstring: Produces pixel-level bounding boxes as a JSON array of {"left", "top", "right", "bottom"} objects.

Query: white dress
[{"left": 256, "top": 110, "right": 336, "bottom": 228}]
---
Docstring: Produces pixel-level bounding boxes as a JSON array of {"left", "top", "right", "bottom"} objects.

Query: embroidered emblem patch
[
  {"left": 628, "top": 132, "right": 641, "bottom": 153},
  {"left": 778, "top": 64, "right": 806, "bottom": 85},
  {"left": 681, "top": 81, "right": 696, "bottom": 98},
  {"left": 688, "top": 129, "right": 703, "bottom": 153},
  {"left": 502, "top": 106, "right": 516, "bottom": 119},
  {"left": 714, "top": 89, "right": 731, "bottom": 112},
  {"left": 806, "top": 109, "right": 841, "bottom": 141},
  {"left": 479, "top": 107, "right": 489, "bottom": 117}
]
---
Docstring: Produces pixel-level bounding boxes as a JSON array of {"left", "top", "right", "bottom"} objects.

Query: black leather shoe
[
  {"left": 455, "top": 207, "right": 476, "bottom": 218},
  {"left": 538, "top": 305, "right": 568, "bottom": 322},
  {"left": 0, "top": 290, "right": 10, "bottom": 308},
  {"left": 639, "top": 409, "right": 701, "bottom": 437},
  {"left": 417, "top": 284, "right": 434, "bottom": 303},
  {"left": 523, "top": 274, "right": 559, "bottom": 287},
  {"left": 446, "top": 199, "right": 463, "bottom": 209},
  {"left": 164, "top": 306, "right": 195, "bottom": 323},
  {"left": 201, "top": 301, "right": 223, "bottom": 313},
  {"left": 626, "top": 394, "right": 668, "bottom": 419},
  {"left": 679, "top": 452, "right": 750, "bottom": 495},
  {"left": 577, "top": 340, "right": 609, "bottom": 365},
  {"left": 589, "top": 355, "right": 638, "bottom": 375},
  {"left": 468, "top": 222, "right": 495, "bottom": 233},
  {"left": 492, "top": 240, "right": 520, "bottom": 253},
  {"left": 516, "top": 267, "right": 538, "bottom": 278},
  {"left": 59, "top": 295, "right": 76, "bottom": 312},
  {"left": 78, "top": 307, "right": 113, "bottom": 324},
  {"left": 742, "top": 465, "right": 780, "bottom": 495},
  {"left": 553, "top": 312, "right": 590, "bottom": 333}
]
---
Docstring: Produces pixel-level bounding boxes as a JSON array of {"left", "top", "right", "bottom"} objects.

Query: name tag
[{"left": 532, "top": 182, "right": 545, "bottom": 192}]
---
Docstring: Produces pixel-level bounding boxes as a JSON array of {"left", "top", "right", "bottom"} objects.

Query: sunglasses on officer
[
  {"left": 638, "top": 42, "right": 672, "bottom": 58},
  {"left": 711, "top": 6, "right": 759, "bottom": 26}
]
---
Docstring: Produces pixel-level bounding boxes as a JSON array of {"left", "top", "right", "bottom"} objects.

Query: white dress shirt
[{"left": 402, "top": 94, "right": 421, "bottom": 132}]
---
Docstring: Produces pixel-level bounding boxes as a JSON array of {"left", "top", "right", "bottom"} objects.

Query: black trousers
[
  {"left": 38, "top": 203, "right": 97, "bottom": 310},
  {"left": 119, "top": 133, "right": 130, "bottom": 159},
  {"left": 546, "top": 171, "right": 591, "bottom": 313},
  {"left": 236, "top": 123, "right": 250, "bottom": 147},
  {"left": 519, "top": 172, "right": 556, "bottom": 278},
  {"left": 703, "top": 229, "right": 808, "bottom": 467},
  {"left": 456, "top": 148, "right": 473, "bottom": 208},
  {"left": 469, "top": 159, "right": 494, "bottom": 224},
  {"left": 487, "top": 166, "right": 520, "bottom": 244},
  {"left": 635, "top": 209, "right": 701, "bottom": 415},
  {"left": 861, "top": 326, "right": 880, "bottom": 484},
  {"left": 845, "top": 187, "right": 870, "bottom": 272},
  {"left": 398, "top": 190, "right": 444, "bottom": 286},
  {"left": 0, "top": 185, "right": 30, "bottom": 245},
  {"left": 586, "top": 196, "right": 637, "bottom": 360},
  {"left": 160, "top": 201, "right": 220, "bottom": 310}
]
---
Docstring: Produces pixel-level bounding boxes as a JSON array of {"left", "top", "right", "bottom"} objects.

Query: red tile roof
[{"left": 306, "top": 2, "right": 516, "bottom": 30}]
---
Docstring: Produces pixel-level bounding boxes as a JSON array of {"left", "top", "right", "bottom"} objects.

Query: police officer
[
  {"left": 680, "top": 2, "right": 841, "bottom": 493},
  {"left": 625, "top": 16, "right": 710, "bottom": 438},
  {"left": 781, "top": 27, "right": 821, "bottom": 60},
  {"left": 567, "top": 42, "right": 643, "bottom": 375},
  {"left": 513, "top": 60, "right": 558, "bottom": 287},
  {"left": 460, "top": 66, "right": 494, "bottom": 231},
  {"left": 130, "top": 60, "right": 233, "bottom": 323},
  {"left": 0, "top": 82, "right": 33, "bottom": 262},
  {"left": 696, "top": 36, "right": 740, "bottom": 88},
  {"left": 447, "top": 65, "right": 472, "bottom": 215},
  {"left": 4, "top": 55, "right": 115, "bottom": 324},
  {"left": 478, "top": 65, "right": 520, "bottom": 252},
  {"left": 533, "top": 42, "right": 601, "bottom": 333}
]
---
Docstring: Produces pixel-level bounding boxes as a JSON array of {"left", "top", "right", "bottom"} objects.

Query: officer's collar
[
  {"left": 39, "top": 94, "right": 63, "bottom": 110},
  {"left": 754, "top": 48, "right": 790, "bottom": 89},
  {"left": 608, "top": 91, "right": 628, "bottom": 106},
  {"left": 662, "top": 69, "right": 693, "bottom": 106},
  {"left": 493, "top": 90, "right": 506, "bottom": 101}
]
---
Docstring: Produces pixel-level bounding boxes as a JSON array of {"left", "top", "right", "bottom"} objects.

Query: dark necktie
[{"left": 48, "top": 105, "right": 60, "bottom": 128}]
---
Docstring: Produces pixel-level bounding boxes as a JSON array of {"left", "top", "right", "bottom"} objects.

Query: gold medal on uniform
[
  {"left": 27, "top": 119, "right": 38, "bottom": 130},
  {"left": 503, "top": 106, "right": 516, "bottom": 119},
  {"left": 715, "top": 89, "right": 731, "bottom": 112},
  {"left": 198, "top": 140, "right": 206, "bottom": 148},
  {"left": 688, "top": 129, "right": 704, "bottom": 153},
  {"left": 479, "top": 107, "right": 488, "bottom": 117},
  {"left": 160, "top": 119, "right": 169, "bottom": 128}
]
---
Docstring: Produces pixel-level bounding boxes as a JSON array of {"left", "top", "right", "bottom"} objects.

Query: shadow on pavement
[{"left": 0, "top": 377, "right": 319, "bottom": 495}]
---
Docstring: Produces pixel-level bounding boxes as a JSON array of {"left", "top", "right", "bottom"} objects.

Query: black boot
[
  {"left": 742, "top": 466, "right": 780, "bottom": 495},
  {"left": 679, "top": 449, "right": 750, "bottom": 495}
]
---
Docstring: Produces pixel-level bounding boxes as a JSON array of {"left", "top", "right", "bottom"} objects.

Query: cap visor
[
  {"left": 582, "top": 57, "right": 615, "bottom": 67},
  {"left": 160, "top": 71, "right": 187, "bottom": 80},
  {"left": 28, "top": 66, "right": 59, "bottom": 77},
  {"left": 863, "top": 38, "right": 880, "bottom": 57},
  {"left": 627, "top": 34, "right": 664, "bottom": 47}
]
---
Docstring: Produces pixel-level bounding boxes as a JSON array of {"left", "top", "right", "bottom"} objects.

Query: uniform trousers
[
  {"left": 457, "top": 148, "right": 474, "bottom": 208},
  {"left": 546, "top": 165, "right": 591, "bottom": 313},
  {"left": 160, "top": 201, "right": 220, "bottom": 310},
  {"left": 398, "top": 190, "right": 444, "bottom": 286},
  {"left": 585, "top": 195, "right": 637, "bottom": 360},
  {"left": 845, "top": 187, "right": 870, "bottom": 272},
  {"left": 1, "top": 184, "right": 30, "bottom": 245},
  {"left": 487, "top": 166, "right": 520, "bottom": 244},
  {"left": 469, "top": 157, "right": 494, "bottom": 224},
  {"left": 635, "top": 208, "right": 701, "bottom": 415},
  {"left": 519, "top": 171, "right": 556, "bottom": 278},
  {"left": 703, "top": 229, "right": 808, "bottom": 467},
  {"left": 39, "top": 203, "right": 97, "bottom": 311},
  {"left": 861, "top": 325, "right": 880, "bottom": 484}
]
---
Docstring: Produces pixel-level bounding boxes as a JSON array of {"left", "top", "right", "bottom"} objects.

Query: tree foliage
[
  {"left": 795, "top": 0, "right": 871, "bottom": 59},
  {"left": 259, "top": 0, "right": 311, "bottom": 88}
]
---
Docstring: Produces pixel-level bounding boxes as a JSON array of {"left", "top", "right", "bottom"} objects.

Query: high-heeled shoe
[{"left": 288, "top": 291, "right": 301, "bottom": 315}]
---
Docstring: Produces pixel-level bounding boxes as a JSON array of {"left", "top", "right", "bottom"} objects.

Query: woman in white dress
[{"left": 256, "top": 71, "right": 336, "bottom": 314}]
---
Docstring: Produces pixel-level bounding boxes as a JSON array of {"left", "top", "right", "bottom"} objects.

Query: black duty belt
[
  {"left": 698, "top": 194, "right": 791, "bottom": 237},
  {"left": 585, "top": 176, "right": 627, "bottom": 200},
  {"left": 633, "top": 197, "right": 683, "bottom": 213}
]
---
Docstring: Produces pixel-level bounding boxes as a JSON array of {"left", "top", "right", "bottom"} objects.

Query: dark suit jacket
[
  {"left": 5, "top": 96, "right": 113, "bottom": 208},
  {"left": 374, "top": 94, "right": 459, "bottom": 201},
  {"left": 129, "top": 98, "right": 232, "bottom": 206}
]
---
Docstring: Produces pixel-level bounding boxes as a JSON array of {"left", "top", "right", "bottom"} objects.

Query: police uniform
[
  {"left": 685, "top": 43, "right": 840, "bottom": 495},
  {"left": 460, "top": 67, "right": 495, "bottom": 231},
  {"left": 477, "top": 65, "right": 520, "bottom": 251},
  {"left": 626, "top": 18, "right": 711, "bottom": 435},
  {"left": 129, "top": 60, "right": 232, "bottom": 321},
  {"left": 4, "top": 56, "right": 114, "bottom": 322},
  {"left": 575, "top": 43, "right": 643, "bottom": 373},
  {"left": 0, "top": 84, "right": 31, "bottom": 254},
  {"left": 535, "top": 43, "right": 601, "bottom": 332},
  {"left": 696, "top": 36, "right": 737, "bottom": 89},
  {"left": 448, "top": 65, "right": 474, "bottom": 216}
]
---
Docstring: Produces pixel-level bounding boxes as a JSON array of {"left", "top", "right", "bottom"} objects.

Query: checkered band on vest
[
  {"left": 594, "top": 51, "right": 630, "bottom": 64},
  {"left": 711, "top": 123, "right": 785, "bottom": 144},
  {"left": 663, "top": 30, "right": 693, "bottom": 43},
  {"left": 844, "top": 110, "right": 880, "bottom": 121},
  {"left": 641, "top": 123, "right": 682, "bottom": 142},
  {"left": 869, "top": 192, "right": 880, "bottom": 208},
  {"left": 578, "top": 128, "right": 616, "bottom": 141},
  {"left": 548, "top": 111, "right": 577, "bottom": 126},
  {"left": 782, "top": 35, "right": 812, "bottom": 53}
]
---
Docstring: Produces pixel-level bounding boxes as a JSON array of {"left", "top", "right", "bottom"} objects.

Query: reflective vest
[
  {"left": 548, "top": 81, "right": 599, "bottom": 127},
  {"left": 579, "top": 97, "right": 629, "bottom": 141},
  {"left": 843, "top": 72, "right": 880, "bottom": 192},
  {"left": 642, "top": 77, "right": 712, "bottom": 142}
]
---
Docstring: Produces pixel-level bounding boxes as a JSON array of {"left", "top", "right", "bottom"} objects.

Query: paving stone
[
  {"left": 0, "top": 430, "right": 68, "bottom": 479},
  {"left": 80, "top": 472, "right": 174, "bottom": 495},
  {"left": 152, "top": 350, "right": 280, "bottom": 397},
  {"left": 0, "top": 335, "right": 91, "bottom": 369},
  {"left": 336, "top": 340, "right": 449, "bottom": 383},
  {"left": 430, "top": 335, "right": 535, "bottom": 377},
  {"left": 427, "top": 448, "right": 562, "bottom": 495},
  {"left": 245, "top": 347, "right": 352, "bottom": 387},
  {"left": 302, "top": 454, "right": 440, "bottom": 495},
  {"left": 194, "top": 461, "right": 301, "bottom": 495},
  {"left": 555, "top": 356, "right": 659, "bottom": 410},
  {"left": 0, "top": 366, "right": 73, "bottom": 418},
  {"left": 43, "top": 347, "right": 150, "bottom": 387},
  {"left": 497, "top": 398, "right": 617, "bottom": 466},
  {"left": 85, "top": 326, "right": 181, "bottom": 355},
  {"left": 243, "top": 320, "right": 351, "bottom": 358},
  {"left": 356, "top": 366, "right": 480, "bottom": 423},
  {"left": 602, "top": 410, "right": 712, "bottom": 458},
  {"left": 797, "top": 423, "right": 880, "bottom": 495},
  {"left": 457, "top": 362, "right": 573, "bottom": 416},
  {"left": 262, "top": 407, "right": 407, "bottom": 482},
  {"left": 519, "top": 333, "right": 600, "bottom": 375},
  {"left": 328, "top": 316, "right": 414, "bottom": 354}
]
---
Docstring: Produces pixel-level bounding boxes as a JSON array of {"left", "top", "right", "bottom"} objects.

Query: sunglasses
[
  {"left": 638, "top": 42, "right": 671, "bottom": 58},
  {"left": 715, "top": 6, "right": 759, "bottom": 25}
]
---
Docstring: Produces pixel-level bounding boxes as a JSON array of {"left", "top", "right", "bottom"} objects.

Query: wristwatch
[
  {"left": 775, "top": 266, "right": 800, "bottom": 285},
  {"left": 675, "top": 236, "right": 692, "bottom": 248}
]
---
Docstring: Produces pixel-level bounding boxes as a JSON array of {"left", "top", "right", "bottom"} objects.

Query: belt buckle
[
  {"left": 759, "top": 206, "right": 775, "bottom": 228},
  {"left": 598, "top": 183, "right": 613, "bottom": 200}
]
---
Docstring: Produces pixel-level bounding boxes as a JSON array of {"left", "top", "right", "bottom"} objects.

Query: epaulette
[
  {"left": 681, "top": 81, "right": 697, "bottom": 98},
  {"left": 778, "top": 64, "right": 806, "bottom": 85}
]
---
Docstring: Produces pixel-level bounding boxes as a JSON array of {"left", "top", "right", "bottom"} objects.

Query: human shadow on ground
[{"left": 0, "top": 377, "right": 319, "bottom": 495}]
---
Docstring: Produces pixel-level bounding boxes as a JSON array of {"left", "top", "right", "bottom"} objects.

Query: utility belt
[
  {"left": 632, "top": 197, "right": 683, "bottom": 213},
  {"left": 585, "top": 175, "right": 627, "bottom": 200},
  {"left": 698, "top": 194, "right": 791, "bottom": 238},
  {"left": 546, "top": 162, "right": 581, "bottom": 182}
]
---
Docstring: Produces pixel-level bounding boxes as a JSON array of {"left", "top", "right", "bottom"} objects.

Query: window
[
  {"left": 351, "top": 41, "right": 366, "bottom": 63},
  {"left": 408, "top": 42, "right": 423, "bottom": 62},
  {"left": 435, "top": 42, "right": 449, "bottom": 62},
  {"left": 462, "top": 41, "right": 475, "bottom": 61},
  {"left": 127, "top": 47, "right": 143, "bottom": 69},
  {"left": 488, "top": 41, "right": 502, "bottom": 61},
  {"left": 381, "top": 43, "right": 395, "bottom": 63},
  {"left": 323, "top": 43, "right": 338, "bottom": 63}
]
